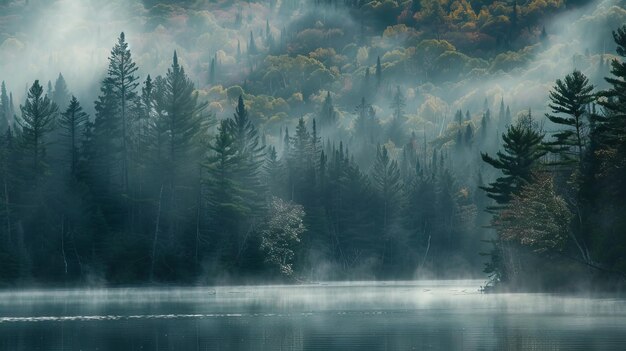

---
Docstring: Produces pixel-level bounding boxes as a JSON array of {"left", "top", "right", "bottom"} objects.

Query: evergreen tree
[
  {"left": 319, "top": 91, "right": 336, "bottom": 129},
  {"left": 597, "top": 26, "right": 626, "bottom": 146},
  {"left": 8, "top": 92, "right": 15, "bottom": 123},
  {"left": 105, "top": 32, "right": 140, "bottom": 193},
  {"left": 88, "top": 78, "right": 120, "bottom": 197},
  {"left": 287, "top": 117, "right": 314, "bottom": 204},
  {"left": 59, "top": 96, "right": 88, "bottom": 177},
  {"left": 546, "top": 70, "right": 595, "bottom": 163},
  {"left": 209, "top": 57, "right": 216, "bottom": 84},
  {"left": 388, "top": 86, "right": 406, "bottom": 145},
  {"left": 0, "top": 82, "right": 9, "bottom": 131},
  {"left": 481, "top": 113, "right": 547, "bottom": 208},
  {"left": 498, "top": 98, "right": 506, "bottom": 131},
  {"left": 354, "top": 97, "right": 377, "bottom": 141},
  {"left": 52, "top": 73, "right": 70, "bottom": 108},
  {"left": 17, "top": 80, "right": 58, "bottom": 178},
  {"left": 481, "top": 109, "right": 491, "bottom": 142},
  {"left": 371, "top": 144, "right": 401, "bottom": 242},
  {"left": 249, "top": 31, "right": 258, "bottom": 55},
  {"left": 225, "top": 96, "right": 266, "bottom": 264},
  {"left": 464, "top": 123, "right": 474, "bottom": 146},
  {"left": 264, "top": 145, "right": 284, "bottom": 197},
  {"left": 455, "top": 109, "right": 463, "bottom": 125},
  {"left": 204, "top": 120, "right": 245, "bottom": 265},
  {"left": 158, "top": 51, "right": 206, "bottom": 187}
]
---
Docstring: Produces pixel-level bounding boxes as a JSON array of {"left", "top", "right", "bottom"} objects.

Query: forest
[{"left": 0, "top": 0, "right": 624, "bottom": 290}]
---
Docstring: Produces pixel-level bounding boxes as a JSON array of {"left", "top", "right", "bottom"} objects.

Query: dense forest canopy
[{"left": 0, "top": 0, "right": 625, "bottom": 289}]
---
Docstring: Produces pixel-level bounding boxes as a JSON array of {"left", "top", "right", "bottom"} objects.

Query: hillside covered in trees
[{"left": 0, "top": 0, "right": 625, "bottom": 290}]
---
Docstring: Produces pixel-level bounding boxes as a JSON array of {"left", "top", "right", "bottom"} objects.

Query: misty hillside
[{"left": 0, "top": 0, "right": 625, "bottom": 290}]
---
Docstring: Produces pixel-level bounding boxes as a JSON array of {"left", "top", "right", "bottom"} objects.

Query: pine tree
[
  {"left": 105, "top": 32, "right": 140, "bottom": 193},
  {"left": 481, "top": 113, "right": 547, "bottom": 208},
  {"left": 264, "top": 145, "right": 284, "bottom": 197},
  {"left": 158, "top": 51, "right": 207, "bottom": 187},
  {"left": 546, "top": 70, "right": 595, "bottom": 163},
  {"left": 8, "top": 93, "right": 14, "bottom": 123},
  {"left": 319, "top": 91, "right": 336, "bottom": 129},
  {"left": 388, "top": 86, "right": 406, "bottom": 145},
  {"left": 52, "top": 73, "right": 70, "bottom": 108},
  {"left": 249, "top": 31, "right": 258, "bottom": 55},
  {"left": 597, "top": 25, "right": 626, "bottom": 146},
  {"left": 0, "top": 128, "right": 17, "bottom": 250},
  {"left": 465, "top": 123, "right": 474, "bottom": 146},
  {"left": 0, "top": 82, "right": 9, "bottom": 131},
  {"left": 481, "top": 109, "right": 491, "bottom": 141},
  {"left": 59, "top": 96, "right": 88, "bottom": 177},
  {"left": 226, "top": 95, "right": 266, "bottom": 246},
  {"left": 371, "top": 144, "right": 401, "bottom": 233},
  {"left": 209, "top": 57, "right": 216, "bottom": 84},
  {"left": 286, "top": 118, "right": 315, "bottom": 204},
  {"left": 354, "top": 97, "right": 375, "bottom": 140},
  {"left": 455, "top": 109, "right": 463, "bottom": 125},
  {"left": 498, "top": 98, "right": 506, "bottom": 131},
  {"left": 583, "top": 25, "right": 626, "bottom": 274},
  {"left": 204, "top": 120, "right": 245, "bottom": 263},
  {"left": 17, "top": 80, "right": 58, "bottom": 178},
  {"left": 88, "top": 78, "right": 120, "bottom": 196}
]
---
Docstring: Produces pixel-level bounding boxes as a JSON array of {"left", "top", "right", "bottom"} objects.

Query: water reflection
[{"left": 0, "top": 280, "right": 625, "bottom": 350}]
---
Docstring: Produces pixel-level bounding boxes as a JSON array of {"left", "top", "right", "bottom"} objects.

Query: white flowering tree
[{"left": 260, "top": 197, "right": 306, "bottom": 277}]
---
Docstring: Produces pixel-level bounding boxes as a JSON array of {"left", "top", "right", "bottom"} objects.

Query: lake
[{"left": 1, "top": 280, "right": 625, "bottom": 350}]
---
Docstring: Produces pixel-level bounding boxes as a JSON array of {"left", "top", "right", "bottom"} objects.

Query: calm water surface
[{"left": 1, "top": 280, "right": 625, "bottom": 350}]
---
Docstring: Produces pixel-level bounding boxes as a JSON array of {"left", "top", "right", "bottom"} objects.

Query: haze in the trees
[{"left": 0, "top": 0, "right": 624, "bottom": 291}]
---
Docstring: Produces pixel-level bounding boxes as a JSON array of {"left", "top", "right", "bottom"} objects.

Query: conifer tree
[
  {"left": 18, "top": 80, "right": 58, "bottom": 178},
  {"left": 249, "top": 31, "right": 258, "bottom": 55},
  {"left": 52, "top": 73, "right": 70, "bottom": 108},
  {"left": 59, "top": 96, "right": 88, "bottom": 177},
  {"left": 465, "top": 123, "right": 474, "bottom": 146},
  {"left": 209, "top": 58, "right": 216, "bottom": 84},
  {"left": 371, "top": 144, "right": 401, "bottom": 234},
  {"left": 226, "top": 95, "right": 266, "bottom": 241},
  {"left": 546, "top": 70, "right": 595, "bottom": 163},
  {"left": 388, "top": 86, "right": 406, "bottom": 145},
  {"left": 0, "top": 82, "right": 9, "bottom": 131},
  {"left": 481, "top": 113, "right": 547, "bottom": 208},
  {"left": 319, "top": 91, "right": 336, "bottom": 128},
  {"left": 596, "top": 26, "right": 626, "bottom": 146},
  {"left": 159, "top": 51, "right": 207, "bottom": 187},
  {"left": 105, "top": 32, "right": 140, "bottom": 193},
  {"left": 204, "top": 120, "right": 245, "bottom": 262},
  {"left": 88, "top": 78, "right": 120, "bottom": 196}
]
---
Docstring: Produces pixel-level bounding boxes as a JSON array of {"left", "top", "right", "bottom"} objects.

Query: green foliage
[
  {"left": 480, "top": 113, "right": 547, "bottom": 207},
  {"left": 17, "top": 80, "right": 58, "bottom": 178},
  {"left": 59, "top": 96, "right": 88, "bottom": 176},
  {"left": 546, "top": 70, "right": 595, "bottom": 163}
]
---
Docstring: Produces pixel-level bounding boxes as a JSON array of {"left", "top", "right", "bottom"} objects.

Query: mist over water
[
  {"left": 1, "top": 281, "right": 626, "bottom": 350},
  {"left": 1, "top": 0, "right": 626, "bottom": 348}
]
